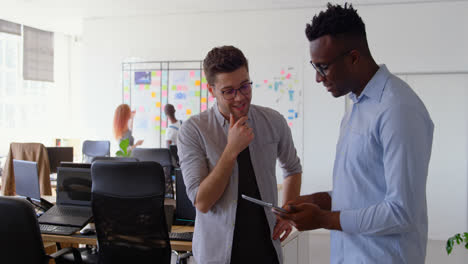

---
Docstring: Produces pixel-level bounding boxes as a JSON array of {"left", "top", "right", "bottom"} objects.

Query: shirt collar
[{"left": 349, "top": 64, "right": 390, "bottom": 104}]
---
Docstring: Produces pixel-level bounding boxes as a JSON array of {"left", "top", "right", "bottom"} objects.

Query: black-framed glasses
[
  {"left": 310, "top": 49, "right": 353, "bottom": 77},
  {"left": 217, "top": 81, "right": 253, "bottom": 100}
]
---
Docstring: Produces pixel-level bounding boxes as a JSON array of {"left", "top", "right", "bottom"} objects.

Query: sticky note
[
  {"left": 155, "top": 116, "right": 161, "bottom": 121},
  {"left": 195, "top": 91, "right": 200, "bottom": 97},
  {"left": 155, "top": 125, "right": 160, "bottom": 130},
  {"left": 177, "top": 104, "right": 183, "bottom": 110},
  {"left": 145, "top": 85, "right": 150, "bottom": 90},
  {"left": 162, "top": 91, "right": 167, "bottom": 97},
  {"left": 201, "top": 97, "right": 207, "bottom": 103},
  {"left": 195, "top": 80, "right": 201, "bottom": 86},
  {"left": 162, "top": 85, "right": 167, "bottom": 90},
  {"left": 139, "top": 85, "right": 144, "bottom": 91},
  {"left": 161, "top": 129, "right": 166, "bottom": 135},
  {"left": 264, "top": 80, "right": 268, "bottom": 84},
  {"left": 156, "top": 102, "right": 161, "bottom": 108},
  {"left": 186, "top": 109, "right": 192, "bottom": 115},
  {"left": 139, "top": 106, "right": 144, "bottom": 112},
  {"left": 288, "top": 122, "right": 293, "bottom": 127},
  {"left": 151, "top": 92, "right": 156, "bottom": 98},
  {"left": 281, "top": 77, "right": 285, "bottom": 80},
  {"left": 202, "top": 77, "right": 207, "bottom": 83},
  {"left": 202, "top": 83, "right": 207, "bottom": 90},
  {"left": 124, "top": 86, "right": 129, "bottom": 92},
  {"left": 171, "top": 85, "right": 177, "bottom": 91},
  {"left": 208, "top": 96, "right": 214, "bottom": 102},
  {"left": 286, "top": 73, "right": 291, "bottom": 79},
  {"left": 190, "top": 71, "right": 195, "bottom": 78},
  {"left": 151, "top": 71, "right": 157, "bottom": 77},
  {"left": 124, "top": 93, "right": 130, "bottom": 100},
  {"left": 161, "top": 121, "right": 167, "bottom": 127},
  {"left": 201, "top": 103, "right": 207, "bottom": 111},
  {"left": 156, "top": 71, "right": 161, "bottom": 76},
  {"left": 281, "top": 70, "right": 285, "bottom": 75}
]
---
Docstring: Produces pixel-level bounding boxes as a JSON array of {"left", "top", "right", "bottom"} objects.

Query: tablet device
[{"left": 241, "top": 194, "right": 288, "bottom": 213}]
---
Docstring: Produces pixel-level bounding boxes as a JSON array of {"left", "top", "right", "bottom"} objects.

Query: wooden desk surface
[{"left": 42, "top": 225, "right": 193, "bottom": 252}]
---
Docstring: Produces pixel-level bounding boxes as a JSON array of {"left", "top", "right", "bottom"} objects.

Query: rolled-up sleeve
[
  {"left": 276, "top": 112, "right": 302, "bottom": 178},
  {"left": 177, "top": 119, "right": 209, "bottom": 205},
  {"left": 340, "top": 104, "right": 434, "bottom": 235}
]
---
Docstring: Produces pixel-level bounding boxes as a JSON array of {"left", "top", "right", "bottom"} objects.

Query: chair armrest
[{"left": 49, "top": 247, "right": 83, "bottom": 263}]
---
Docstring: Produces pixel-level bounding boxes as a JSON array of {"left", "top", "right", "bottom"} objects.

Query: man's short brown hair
[{"left": 203, "top": 45, "right": 249, "bottom": 85}]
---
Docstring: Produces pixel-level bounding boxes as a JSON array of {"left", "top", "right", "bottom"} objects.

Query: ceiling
[{"left": 0, "top": 0, "right": 464, "bottom": 35}]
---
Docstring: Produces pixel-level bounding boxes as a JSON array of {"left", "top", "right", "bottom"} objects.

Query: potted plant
[
  {"left": 116, "top": 138, "right": 131, "bottom": 157},
  {"left": 446, "top": 232, "right": 468, "bottom": 255}
]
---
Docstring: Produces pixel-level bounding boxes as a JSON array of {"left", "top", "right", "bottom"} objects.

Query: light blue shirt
[{"left": 330, "top": 65, "right": 434, "bottom": 264}]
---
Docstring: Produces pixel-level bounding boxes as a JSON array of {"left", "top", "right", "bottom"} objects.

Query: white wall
[{"left": 80, "top": 1, "right": 468, "bottom": 243}]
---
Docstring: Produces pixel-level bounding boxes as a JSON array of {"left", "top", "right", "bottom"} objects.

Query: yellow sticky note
[
  {"left": 201, "top": 97, "right": 207, "bottom": 103},
  {"left": 156, "top": 102, "right": 161, "bottom": 108},
  {"left": 195, "top": 80, "right": 201, "bottom": 86},
  {"left": 155, "top": 116, "right": 161, "bottom": 121},
  {"left": 186, "top": 109, "right": 192, "bottom": 115},
  {"left": 151, "top": 92, "right": 156, "bottom": 98}
]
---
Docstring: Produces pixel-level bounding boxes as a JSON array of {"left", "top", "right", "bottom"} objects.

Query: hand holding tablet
[{"left": 241, "top": 194, "right": 288, "bottom": 213}]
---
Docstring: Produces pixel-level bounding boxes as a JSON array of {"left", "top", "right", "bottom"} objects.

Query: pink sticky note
[
  {"left": 139, "top": 84, "right": 144, "bottom": 91},
  {"left": 281, "top": 70, "right": 285, "bottom": 75},
  {"left": 177, "top": 85, "right": 183, "bottom": 91},
  {"left": 139, "top": 106, "right": 145, "bottom": 112},
  {"left": 183, "top": 85, "right": 189, "bottom": 91},
  {"left": 156, "top": 71, "right": 161, "bottom": 76},
  {"left": 162, "top": 121, "right": 167, "bottom": 127},
  {"left": 264, "top": 80, "right": 268, "bottom": 84},
  {"left": 190, "top": 71, "right": 195, "bottom": 78},
  {"left": 201, "top": 103, "right": 207, "bottom": 111},
  {"left": 124, "top": 93, "right": 130, "bottom": 100},
  {"left": 288, "top": 122, "right": 293, "bottom": 127},
  {"left": 286, "top": 73, "right": 291, "bottom": 79},
  {"left": 208, "top": 96, "right": 214, "bottom": 102},
  {"left": 202, "top": 83, "right": 207, "bottom": 90},
  {"left": 162, "top": 90, "right": 167, "bottom": 97},
  {"left": 177, "top": 104, "right": 183, "bottom": 110},
  {"left": 124, "top": 72, "right": 129, "bottom": 78}
]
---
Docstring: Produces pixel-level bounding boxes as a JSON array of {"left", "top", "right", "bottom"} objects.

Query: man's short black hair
[
  {"left": 203, "top": 45, "right": 249, "bottom": 85},
  {"left": 305, "top": 3, "right": 366, "bottom": 42}
]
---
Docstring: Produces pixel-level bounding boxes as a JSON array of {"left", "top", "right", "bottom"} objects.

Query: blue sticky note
[{"left": 288, "top": 109, "right": 294, "bottom": 113}]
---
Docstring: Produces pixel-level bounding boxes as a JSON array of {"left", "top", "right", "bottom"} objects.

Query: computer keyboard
[
  {"left": 169, "top": 232, "right": 193, "bottom": 241},
  {"left": 40, "top": 224, "right": 79, "bottom": 236}
]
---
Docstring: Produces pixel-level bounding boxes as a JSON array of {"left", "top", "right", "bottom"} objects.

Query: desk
[{"left": 42, "top": 225, "right": 193, "bottom": 252}]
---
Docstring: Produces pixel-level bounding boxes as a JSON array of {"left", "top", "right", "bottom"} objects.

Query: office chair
[
  {"left": 131, "top": 148, "right": 175, "bottom": 198},
  {"left": 1, "top": 142, "right": 52, "bottom": 196},
  {"left": 0, "top": 197, "right": 83, "bottom": 264},
  {"left": 90, "top": 156, "right": 139, "bottom": 163},
  {"left": 90, "top": 161, "right": 172, "bottom": 263},
  {"left": 82, "top": 140, "right": 110, "bottom": 163}
]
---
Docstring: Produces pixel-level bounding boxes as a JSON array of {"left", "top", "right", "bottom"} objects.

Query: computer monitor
[
  {"left": 174, "top": 168, "right": 195, "bottom": 225},
  {"left": 13, "top": 159, "right": 53, "bottom": 210},
  {"left": 46, "top": 147, "right": 74, "bottom": 173},
  {"left": 13, "top": 160, "right": 41, "bottom": 202},
  {"left": 59, "top": 162, "right": 92, "bottom": 169},
  {"left": 56, "top": 167, "right": 92, "bottom": 207}
]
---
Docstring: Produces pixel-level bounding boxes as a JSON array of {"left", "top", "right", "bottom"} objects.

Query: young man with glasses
[
  {"left": 178, "top": 45, "right": 302, "bottom": 264},
  {"left": 275, "top": 3, "right": 434, "bottom": 264}
]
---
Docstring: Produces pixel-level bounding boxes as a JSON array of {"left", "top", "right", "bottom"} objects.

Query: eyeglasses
[
  {"left": 310, "top": 50, "right": 353, "bottom": 77},
  {"left": 216, "top": 81, "right": 253, "bottom": 100}
]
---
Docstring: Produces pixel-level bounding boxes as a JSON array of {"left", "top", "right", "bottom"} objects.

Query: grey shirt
[
  {"left": 119, "top": 129, "right": 134, "bottom": 146},
  {"left": 178, "top": 104, "right": 302, "bottom": 264}
]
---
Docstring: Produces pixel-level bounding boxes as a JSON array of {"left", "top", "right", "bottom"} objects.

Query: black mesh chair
[
  {"left": 0, "top": 197, "right": 82, "bottom": 264},
  {"left": 91, "top": 161, "right": 172, "bottom": 264},
  {"left": 131, "top": 148, "right": 174, "bottom": 198},
  {"left": 82, "top": 140, "right": 110, "bottom": 163}
]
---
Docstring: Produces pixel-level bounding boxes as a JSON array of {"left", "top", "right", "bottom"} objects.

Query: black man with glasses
[
  {"left": 178, "top": 45, "right": 302, "bottom": 264},
  {"left": 274, "top": 3, "right": 433, "bottom": 264}
]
